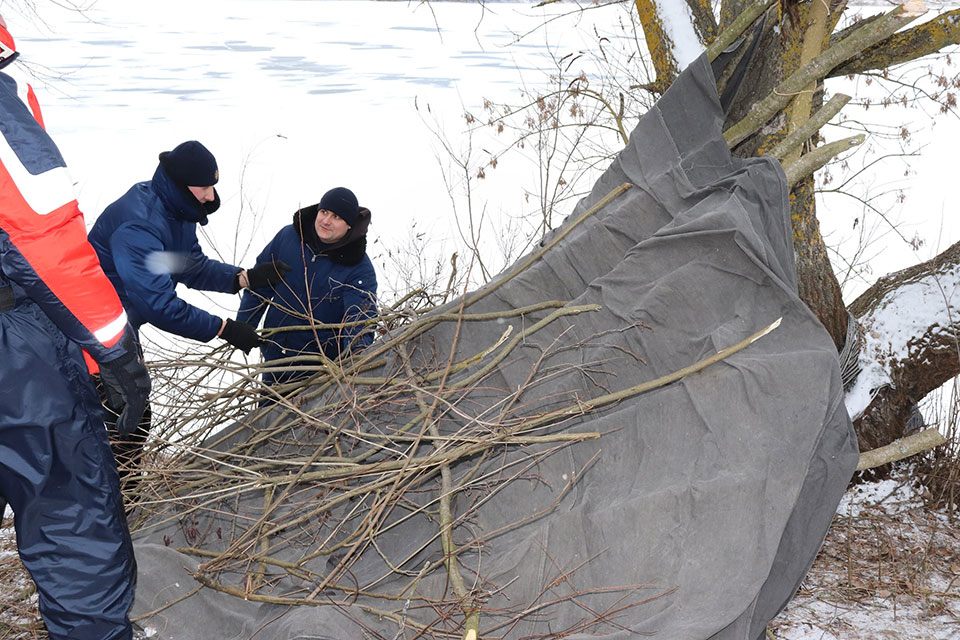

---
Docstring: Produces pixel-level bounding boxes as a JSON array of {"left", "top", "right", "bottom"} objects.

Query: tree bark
[
  {"left": 720, "top": 3, "right": 851, "bottom": 349},
  {"left": 686, "top": 0, "right": 718, "bottom": 44},
  {"left": 633, "top": 0, "right": 680, "bottom": 93}
]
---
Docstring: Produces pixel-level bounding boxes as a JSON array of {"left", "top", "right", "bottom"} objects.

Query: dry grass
[
  {"left": 771, "top": 464, "right": 960, "bottom": 639},
  {"left": 0, "top": 514, "right": 41, "bottom": 640}
]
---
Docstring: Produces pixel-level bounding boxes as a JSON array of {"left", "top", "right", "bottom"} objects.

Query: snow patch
[
  {"left": 775, "top": 469, "right": 960, "bottom": 640},
  {"left": 844, "top": 353, "right": 890, "bottom": 419},
  {"left": 836, "top": 477, "right": 919, "bottom": 518},
  {"left": 656, "top": 0, "right": 705, "bottom": 71},
  {"left": 845, "top": 266, "right": 960, "bottom": 418}
]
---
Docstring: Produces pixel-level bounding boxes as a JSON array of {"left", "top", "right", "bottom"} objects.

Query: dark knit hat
[
  {"left": 319, "top": 187, "right": 360, "bottom": 227},
  {"left": 158, "top": 140, "right": 219, "bottom": 187}
]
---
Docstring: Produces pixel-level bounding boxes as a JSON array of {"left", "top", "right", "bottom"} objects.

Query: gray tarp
[{"left": 131, "top": 55, "right": 858, "bottom": 640}]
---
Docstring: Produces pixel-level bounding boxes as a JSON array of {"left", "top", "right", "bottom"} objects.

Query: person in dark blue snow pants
[
  {"left": 0, "top": 301, "right": 138, "bottom": 640},
  {"left": 0, "top": 13, "right": 150, "bottom": 640}
]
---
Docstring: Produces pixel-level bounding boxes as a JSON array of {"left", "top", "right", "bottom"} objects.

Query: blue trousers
[{"left": 0, "top": 299, "right": 135, "bottom": 640}]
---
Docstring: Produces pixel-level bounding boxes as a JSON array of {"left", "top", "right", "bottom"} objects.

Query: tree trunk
[
  {"left": 636, "top": 0, "right": 960, "bottom": 451},
  {"left": 790, "top": 178, "right": 849, "bottom": 350},
  {"left": 722, "top": 3, "right": 851, "bottom": 350}
]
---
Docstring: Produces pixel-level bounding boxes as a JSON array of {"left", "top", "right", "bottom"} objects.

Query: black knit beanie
[
  {"left": 158, "top": 141, "right": 219, "bottom": 187},
  {"left": 318, "top": 187, "right": 360, "bottom": 227}
]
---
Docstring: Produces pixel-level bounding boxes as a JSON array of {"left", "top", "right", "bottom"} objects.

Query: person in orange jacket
[{"left": 0, "top": 14, "right": 149, "bottom": 640}]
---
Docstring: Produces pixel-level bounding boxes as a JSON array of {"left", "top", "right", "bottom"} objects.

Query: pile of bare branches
[{"left": 120, "top": 184, "right": 795, "bottom": 638}]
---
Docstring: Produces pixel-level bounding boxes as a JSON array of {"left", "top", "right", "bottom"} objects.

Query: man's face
[
  {"left": 314, "top": 208, "right": 350, "bottom": 243},
  {"left": 188, "top": 185, "right": 216, "bottom": 203}
]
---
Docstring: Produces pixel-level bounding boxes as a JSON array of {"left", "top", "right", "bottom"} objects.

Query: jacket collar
[
  {"left": 293, "top": 203, "right": 370, "bottom": 266},
  {"left": 150, "top": 164, "right": 220, "bottom": 225}
]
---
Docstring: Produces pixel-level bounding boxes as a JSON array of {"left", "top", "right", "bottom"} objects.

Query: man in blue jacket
[
  {"left": 237, "top": 187, "right": 377, "bottom": 387},
  {"left": 88, "top": 140, "right": 289, "bottom": 471}
]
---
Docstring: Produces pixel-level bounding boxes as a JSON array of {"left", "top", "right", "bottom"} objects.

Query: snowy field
[{"left": 0, "top": 1, "right": 958, "bottom": 639}]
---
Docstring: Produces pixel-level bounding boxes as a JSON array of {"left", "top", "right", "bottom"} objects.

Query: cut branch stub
[
  {"left": 766, "top": 93, "right": 851, "bottom": 160},
  {"left": 857, "top": 428, "right": 948, "bottom": 471},
  {"left": 783, "top": 133, "right": 864, "bottom": 186}
]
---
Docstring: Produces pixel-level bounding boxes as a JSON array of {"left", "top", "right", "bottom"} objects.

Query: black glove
[
  {"left": 99, "top": 330, "right": 152, "bottom": 437},
  {"left": 221, "top": 318, "right": 261, "bottom": 353},
  {"left": 245, "top": 260, "right": 291, "bottom": 290}
]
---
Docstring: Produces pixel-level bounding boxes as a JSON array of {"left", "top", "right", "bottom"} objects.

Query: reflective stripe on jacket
[{"left": 0, "top": 66, "right": 128, "bottom": 366}]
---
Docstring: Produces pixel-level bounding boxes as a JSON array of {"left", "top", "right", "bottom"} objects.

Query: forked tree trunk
[{"left": 721, "top": 2, "right": 850, "bottom": 351}]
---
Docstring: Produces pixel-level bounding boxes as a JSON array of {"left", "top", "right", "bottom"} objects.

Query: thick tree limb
[
  {"left": 706, "top": 0, "right": 776, "bottom": 62},
  {"left": 767, "top": 93, "right": 851, "bottom": 159},
  {"left": 634, "top": 0, "right": 680, "bottom": 93},
  {"left": 783, "top": 133, "right": 864, "bottom": 185},
  {"left": 783, "top": 0, "right": 832, "bottom": 166},
  {"left": 686, "top": 0, "right": 719, "bottom": 45},
  {"left": 830, "top": 8, "right": 960, "bottom": 77},
  {"left": 719, "top": 0, "right": 754, "bottom": 30},
  {"left": 724, "top": 1, "right": 926, "bottom": 147},
  {"left": 848, "top": 238, "right": 960, "bottom": 451},
  {"left": 856, "top": 428, "right": 948, "bottom": 471}
]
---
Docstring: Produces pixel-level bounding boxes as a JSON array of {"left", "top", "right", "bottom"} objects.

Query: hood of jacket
[
  {"left": 150, "top": 163, "right": 220, "bottom": 226},
  {"left": 292, "top": 203, "right": 371, "bottom": 266}
]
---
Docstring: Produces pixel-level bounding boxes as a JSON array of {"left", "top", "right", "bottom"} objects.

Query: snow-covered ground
[{"left": 772, "top": 467, "right": 960, "bottom": 639}]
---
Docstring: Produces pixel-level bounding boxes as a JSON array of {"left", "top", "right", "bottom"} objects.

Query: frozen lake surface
[
  {"left": 7, "top": 0, "right": 959, "bottom": 306},
  {"left": 12, "top": 1, "right": 618, "bottom": 299}
]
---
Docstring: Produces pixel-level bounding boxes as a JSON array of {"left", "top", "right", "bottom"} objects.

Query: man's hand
[
  {"left": 220, "top": 318, "right": 261, "bottom": 353},
  {"left": 99, "top": 329, "right": 151, "bottom": 436},
  {"left": 243, "top": 260, "right": 291, "bottom": 290}
]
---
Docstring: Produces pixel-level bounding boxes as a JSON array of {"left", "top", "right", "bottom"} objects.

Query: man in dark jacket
[
  {"left": 88, "top": 141, "right": 288, "bottom": 470},
  {"left": 238, "top": 187, "right": 377, "bottom": 386},
  {"left": 0, "top": 14, "right": 150, "bottom": 640}
]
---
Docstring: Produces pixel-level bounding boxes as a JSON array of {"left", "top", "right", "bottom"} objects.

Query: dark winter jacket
[
  {"left": 237, "top": 203, "right": 378, "bottom": 384},
  {"left": 88, "top": 164, "right": 240, "bottom": 342}
]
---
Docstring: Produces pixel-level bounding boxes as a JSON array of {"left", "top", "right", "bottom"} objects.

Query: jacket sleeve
[
  {"left": 178, "top": 239, "right": 241, "bottom": 294},
  {"left": 236, "top": 239, "right": 277, "bottom": 328},
  {"left": 0, "top": 71, "right": 131, "bottom": 364},
  {"left": 108, "top": 222, "right": 222, "bottom": 342},
  {"left": 337, "top": 259, "right": 378, "bottom": 354}
]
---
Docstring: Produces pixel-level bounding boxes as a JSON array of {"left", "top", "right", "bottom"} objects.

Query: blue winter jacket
[
  {"left": 88, "top": 164, "right": 240, "bottom": 342},
  {"left": 237, "top": 203, "right": 377, "bottom": 383}
]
